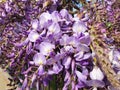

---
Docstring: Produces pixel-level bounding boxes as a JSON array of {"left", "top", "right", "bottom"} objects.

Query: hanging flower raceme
[
  {"left": 2, "top": 7, "right": 93, "bottom": 89},
  {"left": 1, "top": 0, "right": 116, "bottom": 89}
]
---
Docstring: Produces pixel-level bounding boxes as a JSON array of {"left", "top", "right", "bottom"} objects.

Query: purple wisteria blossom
[
  {"left": 28, "top": 31, "right": 40, "bottom": 42},
  {"left": 1, "top": 0, "right": 116, "bottom": 89},
  {"left": 33, "top": 53, "right": 46, "bottom": 75},
  {"left": 47, "top": 22, "right": 60, "bottom": 36},
  {"left": 39, "top": 41, "right": 55, "bottom": 56},
  {"left": 72, "top": 21, "right": 87, "bottom": 36},
  {"left": 25, "top": 8, "right": 93, "bottom": 89},
  {"left": 39, "top": 12, "right": 53, "bottom": 29}
]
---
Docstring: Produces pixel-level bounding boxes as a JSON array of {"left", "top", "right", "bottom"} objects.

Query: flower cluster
[
  {"left": 17, "top": 8, "right": 95, "bottom": 89},
  {"left": 0, "top": 0, "right": 120, "bottom": 90}
]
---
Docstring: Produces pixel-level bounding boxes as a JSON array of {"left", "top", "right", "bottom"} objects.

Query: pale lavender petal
[
  {"left": 51, "top": 11, "right": 61, "bottom": 22},
  {"left": 39, "top": 12, "right": 52, "bottom": 29},
  {"left": 79, "top": 33, "right": 91, "bottom": 45},
  {"left": 74, "top": 51, "right": 84, "bottom": 59},
  {"left": 76, "top": 53, "right": 91, "bottom": 61},
  {"left": 48, "top": 62, "right": 63, "bottom": 75},
  {"left": 33, "top": 53, "right": 46, "bottom": 66},
  {"left": 39, "top": 42, "right": 55, "bottom": 56},
  {"left": 29, "top": 61, "right": 35, "bottom": 65},
  {"left": 31, "top": 19, "right": 39, "bottom": 30},
  {"left": 86, "top": 80, "right": 105, "bottom": 87},
  {"left": 64, "top": 71, "right": 71, "bottom": 82},
  {"left": 68, "top": 36, "right": 79, "bottom": 47},
  {"left": 81, "top": 13, "right": 89, "bottom": 22},
  {"left": 38, "top": 65, "right": 45, "bottom": 75},
  {"left": 75, "top": 70, "right": 87, "bottom": 82},
  {"left": 5, "top": 2, "right": 11, "bottom": 12},
  {"left": 78, "top": 60, "right": 89, "bottom": 66},
  {"left": 82, "top": 68, "right": 89, "bottom": 76},
  {"left": 47, "top": 22, "right": 60, "bottom": 35},
  {"left": 60, "top": 34, "right": 69, "bottom": 46},
  {"left": 76, "top": 81, "right": 85, "bottom": 89},
  {"left": 52, "top": 63, "right": 63, "bottom": 74},
  {"left": 63, "top": 56, "right": 72, "bottom": 69},
  {"left": 77, "top": 44, "right": 90, "bottom": 52},
  {"left": 72, "top": 21, "right": 87, "bottom": 36},
  {"left": 71, "top": 60, "right": 75, "bottom": 74},
  {"left": 62, "top": 87, "right": 68, "bottom": 90},
  {"left": 64, "top": 45, "right": 74, "bottom": 53},
  {"left": 28, "top": 31, "right": 39, "bottom": 42},
  {"left": 60, "top": 9, "right": 72, "bottom": 20},
  {"left": 48, "top": 70, "right": 55, "bottom": 75},
  {"left": 46, "top": 58, "right": 57, "bottom": 65}
]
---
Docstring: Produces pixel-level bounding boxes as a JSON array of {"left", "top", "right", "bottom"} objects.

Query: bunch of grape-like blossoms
[{"left": 0, "top": 0, "right": 119, "bottom": 90}]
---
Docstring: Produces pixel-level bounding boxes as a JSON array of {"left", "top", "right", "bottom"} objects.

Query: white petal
[{"left": 90, "top": 66, "right": 104, "bottom": 80}]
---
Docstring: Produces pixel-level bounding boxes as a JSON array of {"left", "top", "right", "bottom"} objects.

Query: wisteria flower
[
  {"left": 74, "top": 51, "right": 84, "bottom": 60},
  {"left": 28, "top": 31, "right": 40, "bottom": 42},
  {"left": 47, "top": 22, "right": 61, "bottom": 36},
  {"left": 33, "top": 53, "right": 46, "bottom": 66},
  {"left": 79, "top": 32, "right": 91, "bottom": 45},
  {"left": 60, "top": 34, "right": 70, "bottom": 46},
  {"left": 74, "top": 69, "right": 88, "bottom": 89},
  {"left": 72, "top": 21, "right": 87, "bottom": 36},
  {"left": 46, "top": 54, "right": 63, "bottom": 75},
  {"left": 68, "top": 36, "right": 80, "bottom": 47},
  {"left": 64, "top": 45, "right": 74, "bottom": 53},
  {"left": 60, "top": 9, "right": 73, "bottom": 21},
  {"left": 33, "top": 53, "right": 46, "bottom": 75},
  {"left": 51, "top": 11, "right": 61, "bottom": 22},
  {"left": 39, "top": 41, "right": 55, "bottom": 56},
  {"left": 75, "top": 70, "right": 87, "bottom": 82},
  {"left": 39, "top": 12, "right": 52, "bottom": 29},
  {"left": 75, "top": 52, "right": 91, "bottom": 61},
  {"left": 76, "top": 44, "right": 90, "bottom": 52},
  {"left": 48, "top": 62, "right": 63, "bottom": 75}
]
